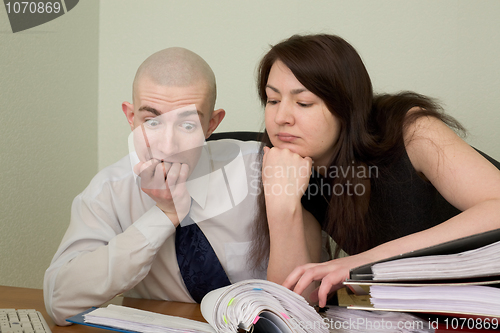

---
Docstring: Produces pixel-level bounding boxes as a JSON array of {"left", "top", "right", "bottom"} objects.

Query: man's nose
[{"left": 158, "top": 127, "right": 180, "bottom": 157}]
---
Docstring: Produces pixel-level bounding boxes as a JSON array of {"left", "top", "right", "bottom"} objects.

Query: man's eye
[
  {"left": 144, "top": 118, "right": 161, "bottom": 128},
  {"left": 266, "top": 100, "right": 279, "bottom": 105},
  {"left": 180, "top": 122, "right": 196, "bottom": 131}
]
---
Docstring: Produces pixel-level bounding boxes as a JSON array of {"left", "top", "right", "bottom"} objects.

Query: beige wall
[
  {"left": 0, "top": 1, "right": 99, "bottom": 288},
  {"left": 1, "top": 0, "right": 499, "bottom": 289},
  {"left": 99, "top": 0, "right": 500, "bottom": 169}
]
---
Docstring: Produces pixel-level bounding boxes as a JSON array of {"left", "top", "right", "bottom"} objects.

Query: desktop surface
[
  {"left": 0, "top": 285, "right": 204, "bottom": 333},
  {"left": 5, "top": 285, "right": 495, "bottom": 333}
]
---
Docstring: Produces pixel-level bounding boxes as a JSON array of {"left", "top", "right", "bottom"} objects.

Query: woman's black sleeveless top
[{"left": 301, "top": 150, "right": 463, "bottom": 251}]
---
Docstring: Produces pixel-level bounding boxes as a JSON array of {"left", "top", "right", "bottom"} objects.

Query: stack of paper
[
  {"left": 369, "top": 285, "right": 500, "bottom": 317},
  {"left": 84, "top": 305, "right": 215, "bottom": 333},
  {"left": 371, "top": 240, "right": 500, "bottom": 281},
  {"left": 344, "top": 229, "right": 500, "bottom": 317}
]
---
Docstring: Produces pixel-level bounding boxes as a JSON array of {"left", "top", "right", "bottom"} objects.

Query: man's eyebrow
[
  {"left": 178, "top": 109, "right": 204, "bottom": 119},
  {"left": 265, "top": 84, "right": 307, "bottom": 95},
  {"left": 138, "top": 107, "right": 203, "bottom": 118},
  {"left": 138, "top": 106, "right": 161, "bottom": 116}
]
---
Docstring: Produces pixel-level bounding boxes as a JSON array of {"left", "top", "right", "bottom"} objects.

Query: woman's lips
[{"left": 276, "top": 133, "right": 299, "bottom": 142}]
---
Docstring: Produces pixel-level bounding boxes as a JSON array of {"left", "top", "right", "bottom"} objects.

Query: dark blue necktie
[{"left": 175, "top": 215, "right": 231, "bottom": 303}]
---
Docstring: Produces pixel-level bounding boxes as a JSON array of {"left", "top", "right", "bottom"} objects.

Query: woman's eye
[
  {"left": 297, "top": 102, "right": 313, "bottom": 108},
  {"left": 180, "top": 122, "right": 196, "bottom": 131},
  {"left": 144, "top": 118, "right": 161, "bottom": 128},
  {"left": 266, "top": 100, "right": 279, "bottom": 105}
]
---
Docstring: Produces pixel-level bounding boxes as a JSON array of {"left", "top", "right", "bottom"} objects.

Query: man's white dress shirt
[{"left": 44, "top": 139, "right": 265, "bottom": 326}]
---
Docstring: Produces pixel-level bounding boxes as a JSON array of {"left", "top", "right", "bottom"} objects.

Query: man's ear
[
  {"left": 205, "top": 108, "right": 226, "bottom": 139},
  {"left": 122, "top": 102, "right": 135, "bottom": 131}
]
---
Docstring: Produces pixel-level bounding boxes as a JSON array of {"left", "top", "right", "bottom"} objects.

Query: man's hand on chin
[{"left": 135, "top": 159, "right": 191, "bottom": 226}]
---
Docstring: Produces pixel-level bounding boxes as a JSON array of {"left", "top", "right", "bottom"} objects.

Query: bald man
[{"left": 43, "top": 48, "right": 265, "bottom": 325}]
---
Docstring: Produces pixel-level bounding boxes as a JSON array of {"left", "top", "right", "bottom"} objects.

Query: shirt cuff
[{"left": 133, "top": 206, "right": 176, "bottom": 249}]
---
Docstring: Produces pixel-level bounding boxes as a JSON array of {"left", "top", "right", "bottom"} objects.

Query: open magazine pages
[
  {"left": 83, "top": 305, "right": 215, "bottom": 333},
  {"left": 201, "top": 279, "right": 327, "bottom": 333},
  {"left": 80, "top": 279, "right": 327, "bottom": 333}
]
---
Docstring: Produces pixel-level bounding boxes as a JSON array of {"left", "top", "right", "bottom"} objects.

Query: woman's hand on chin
[{"left": 262, "top": 146, "right": 312, "bottom": 208}]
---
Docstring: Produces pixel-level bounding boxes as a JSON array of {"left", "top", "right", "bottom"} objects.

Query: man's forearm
[
  {"left": 45, "top": 205, "right": 177, "bottom": 326},
  {"left": 45, "top": 226, "right": 157, "bottom": 325}
]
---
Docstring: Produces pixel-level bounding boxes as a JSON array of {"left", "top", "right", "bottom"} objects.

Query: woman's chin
[{"left": 271, "top": 143, "right": 307, "bottom": 158}]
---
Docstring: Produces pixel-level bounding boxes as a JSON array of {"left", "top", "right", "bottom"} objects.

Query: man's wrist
[
  {"left": 133, "top": 207, "right": 177, "bottom": 249},
  {"left": 157, "top": 205, "right": 181, "bottom": 227},
  {"left": 157, "top": 205, "right": 191, "bottom": 227}
]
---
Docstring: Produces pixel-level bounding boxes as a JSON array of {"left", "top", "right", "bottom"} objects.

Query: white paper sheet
[{"left": 84, "top": 304, "right": 216, "bottom": 333}]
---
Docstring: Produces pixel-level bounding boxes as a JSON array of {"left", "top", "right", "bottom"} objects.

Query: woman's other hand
[{"left": 282, "top": 254, "right": 370, "bottom": 307}]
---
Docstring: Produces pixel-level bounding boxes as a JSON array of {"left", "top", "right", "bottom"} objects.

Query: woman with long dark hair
[{"left": 252, "top": 34, "right": 500, "bottom": 307}]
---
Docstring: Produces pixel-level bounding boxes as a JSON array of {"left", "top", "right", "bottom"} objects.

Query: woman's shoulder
[{"left": 402, "top": 111, "right": 461, "bottom": 174}]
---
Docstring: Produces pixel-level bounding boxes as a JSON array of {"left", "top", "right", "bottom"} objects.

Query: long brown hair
[{"left": 250, "top": 34, "right": 464, "bottom": 267}]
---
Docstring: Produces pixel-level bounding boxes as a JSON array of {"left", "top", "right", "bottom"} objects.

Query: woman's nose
[{"left": 274, "top": 101, "right": 294, "bottom": 126}]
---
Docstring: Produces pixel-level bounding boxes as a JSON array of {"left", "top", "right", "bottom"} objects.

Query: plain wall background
[
  {"left": 99, "top": 0, "right": 500, "bottom": 169},
  {"left": 0, "top": 0, "right": 99, "bottom": 288},
  {"left": 1, "top": 0, "right": 499, "bottom": 288}
]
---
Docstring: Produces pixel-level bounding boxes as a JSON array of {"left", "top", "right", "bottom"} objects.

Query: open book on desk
[
  {"left": 68, "top": 279, "right": 328, "bottom": 333},
  {"left": 342, "top": 228, "right": 500, "bottom": 317}
]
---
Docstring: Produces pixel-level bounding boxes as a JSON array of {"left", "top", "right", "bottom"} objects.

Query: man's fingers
[
  {"left": 137, "top": 159, "right": 157, "bottom": 177},
  {"left": 138, "top": 159, "right": 161, "bottom": 189},
  {"left": 152, "top": 162, "right": 167, "bottom": 190},
  {"left": 178, "top": 163, "right": 190, "bottom": 184},
  {"left": 166, "top": 163, "right": 181, "bottom": 188},
  {"left": 133, "top": 161, "right": 143, "bottom": 176},
  {"left": 161, "top": 162, "right": 167, "bottom": 179},
  {"left": 162, "top": 161, "right": 172, "bottom": 179}
]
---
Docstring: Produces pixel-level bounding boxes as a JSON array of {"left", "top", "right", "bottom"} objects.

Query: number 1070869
[{"left": 5, "top": 2, "right": 61, "bottom": 14}]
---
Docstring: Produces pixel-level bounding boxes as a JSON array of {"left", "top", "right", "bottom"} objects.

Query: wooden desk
[
  {"left": 0, "top": 285, "right": 205, "bottom": 333},
  {"left": 4, "top": 285, "right": 498, "bottom": 333}
]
